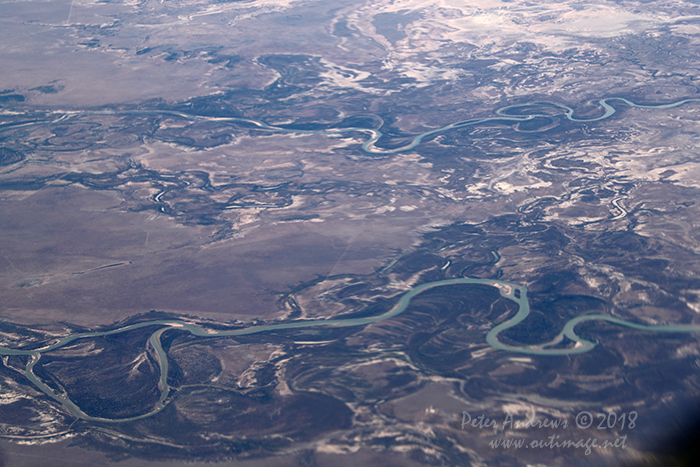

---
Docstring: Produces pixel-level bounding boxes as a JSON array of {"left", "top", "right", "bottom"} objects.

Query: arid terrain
[{"left": 2, "top": 0, "right": 700, "bottom": 466}]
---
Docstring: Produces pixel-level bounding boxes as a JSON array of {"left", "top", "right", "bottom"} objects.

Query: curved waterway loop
[
  {"left": 7, "top": 97, "right": 700, "bottom": 155},
  {"left": 2, "top": 278, "right": 700, "bottom": 423}
]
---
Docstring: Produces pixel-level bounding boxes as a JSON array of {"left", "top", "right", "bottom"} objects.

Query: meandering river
[
  {"left": 2, "top": 277, "right": 700, "bottom": 423},
  {"left": 7, "top": 97, "right": 700, "bottom": 155}
]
